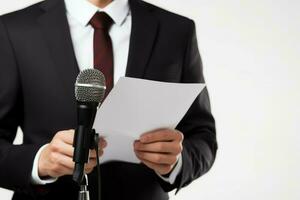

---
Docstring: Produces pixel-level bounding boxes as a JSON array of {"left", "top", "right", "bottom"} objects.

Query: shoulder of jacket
[
  {"left": 0, "top": 1, "right": 43, "bottom": 26},
  {"left": 139, "top": 0, "right": 194, "bottom": 28}
]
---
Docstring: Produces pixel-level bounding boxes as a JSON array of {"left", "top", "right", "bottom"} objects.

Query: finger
[
  {"left": 52, "top": 152, "right": 75, "bottom": 169},
  {"left": 86, "top": 158, "right": 97, "bottom": 168},
  {"left": 57, "top": 140, "right": 74, "bottom": 157},
  {"left": 86, "top": 138, "right": 107, "bottom": 159},
  {"left": 89, "top": 148, "right": 104, "bottom": 158},
  {"left": 134, "top": 141, "right": 181, "bottom": 154},
  {"left": 84, "top": 158, "right": 98, "bottom": 174},
  {"left": 140, "top": 129, "right": 182, "bottom": 144},
  {"left": 138, "top": 157, "right": 173, "bottom": 175},
  {"left": 135, "top": 151, "right": 177, "bottom": 165},
  {"left": 89, "top": 150, "right": 96, "bottom": 158},
  {"left": 85, "top": 167, "right": 95, "bottom": 174},
  {"left": 89, "top": 138, "right": 107, "bottom": 158},
  {"left": 98, "top": 150, "right": 104, "bottom": 157},
  {"left": 50, "top": 164, "right": 74, "bottom": 177},
  {"left": 99, "top": 138, "right": 107, "bottom": 149},
  {"left": 59, "top": 130, "right": 75, "bottom": 145}
]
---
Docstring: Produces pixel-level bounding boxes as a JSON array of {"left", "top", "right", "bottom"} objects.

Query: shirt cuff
[
  {"left": 31, "top": 144, "right": 58, "bottom": 185},
  {"left": 156, "top": 153, "right": 182, "bottom": 184}
]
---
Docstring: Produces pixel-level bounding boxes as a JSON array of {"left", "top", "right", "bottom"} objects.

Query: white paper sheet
[{"left": 93, "top": 77, "right": 205, "bottom": 164}]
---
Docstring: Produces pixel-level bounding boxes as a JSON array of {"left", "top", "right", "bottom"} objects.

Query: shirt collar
[{"left": 64, "top": 0, "right": 130, "bottom": 26}]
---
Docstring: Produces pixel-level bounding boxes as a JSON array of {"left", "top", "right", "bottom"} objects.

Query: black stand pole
[{"left": 74, "top": 129, "right": 101, "bottom": 200}]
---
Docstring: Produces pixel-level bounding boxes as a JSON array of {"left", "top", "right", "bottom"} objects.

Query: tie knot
[{"left": 89, "top": 12, "right": 113, "bottom": 30}]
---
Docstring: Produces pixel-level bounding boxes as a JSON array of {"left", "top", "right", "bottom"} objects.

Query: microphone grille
[{"left": 75, "top": 69, "right": 106, "bottom": 103}]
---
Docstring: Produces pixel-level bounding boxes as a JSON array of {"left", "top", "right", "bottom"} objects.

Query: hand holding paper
[
  {"left": 93, "top": 77, "right": 205, "bottom": 164},
  {"left": 134, "top": 128, "right": 184, "bottom": 175}
]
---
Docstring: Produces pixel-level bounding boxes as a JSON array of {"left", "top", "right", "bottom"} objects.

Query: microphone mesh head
[{"left": 75, "top": 69, "right": 106, "bottom": 103}]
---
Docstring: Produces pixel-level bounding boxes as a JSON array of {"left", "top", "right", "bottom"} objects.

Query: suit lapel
[
  {"left": 125, "top": 0, "right": 159, "bottom": 78},
  {"left": 37, "top": 0, "right": 79, "bottom": 95}
]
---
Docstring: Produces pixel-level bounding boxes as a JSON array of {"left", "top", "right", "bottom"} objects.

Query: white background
[{"left": 0, "top": 0, "right": 299, "bottom": 199}]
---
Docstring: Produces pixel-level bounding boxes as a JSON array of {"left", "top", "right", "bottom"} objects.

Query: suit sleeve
[
  {"left": 0, "top": 17, "right": 42, "bottom": 192},
  {"left": 157, "top": 20, "right": 218, "bottom": 193}
]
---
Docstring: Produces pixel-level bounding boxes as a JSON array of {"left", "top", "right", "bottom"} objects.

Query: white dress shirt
[{"left": 31, "top": 0, "right": 182, "bottom": 185}]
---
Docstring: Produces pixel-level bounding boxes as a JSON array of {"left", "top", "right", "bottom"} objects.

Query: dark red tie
[{"left": 89, "top": 12, "right": 114, "bottom": 97}]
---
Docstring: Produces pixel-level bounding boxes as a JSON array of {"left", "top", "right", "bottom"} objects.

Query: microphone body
[
  {"left": 73, "top": 102, "right": 98, "bottom": 183},
  {"left": 72, "top": 69, "right": 106, "bottom": 184}
]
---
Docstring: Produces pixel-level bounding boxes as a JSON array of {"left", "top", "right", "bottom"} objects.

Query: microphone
[{"left": 73, "top": 68, "right": 106, "bottom": 184}]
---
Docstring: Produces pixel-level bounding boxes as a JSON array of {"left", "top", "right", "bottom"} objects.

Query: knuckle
[
  {"left": 49, "top": 152, "right": 58, "bottom": 162},
  {"left": 51, "top": 153, "right": 62, "bottom": 165},
  {"left": 155, "top": 155, "right": 162, "bottom": 163},
  {"left": 50, "top": 142, "right": 60, "bottom": 152},
  {"left": 157, "top": 143, "right": 164, "bottom": 151}
]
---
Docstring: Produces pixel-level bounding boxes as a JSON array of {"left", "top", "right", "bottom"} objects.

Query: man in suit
[{"left": 0, "top": 0, "right": 217, "bottom": 199}]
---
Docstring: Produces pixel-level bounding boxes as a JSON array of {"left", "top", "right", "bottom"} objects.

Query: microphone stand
[
  {"left": 78, "top": 175, "right": 90, "bottom": 200},
  {"left": 75, "top": 129, "right": 102, "bottom": 200}
]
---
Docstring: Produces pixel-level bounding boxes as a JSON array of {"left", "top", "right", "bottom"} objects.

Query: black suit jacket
[{"left": 0, "top": 0, "right": 217, "bottom": 199}]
